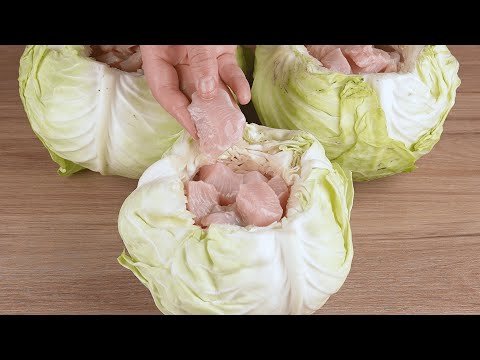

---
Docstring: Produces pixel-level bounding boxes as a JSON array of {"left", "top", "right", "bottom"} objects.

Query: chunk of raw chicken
[
  {"left": 198, "top": 163, "right": 243, "bottom": 205},
  {"left": 113, "top": 45, "right": 137, "bottom": 56},
  {"left": 320, "top": 48, "right": 352, "bottom": 74},
  {"left": 200, "top": 205, "right": 243, "bottom": 227},
  {"left": 306, "top": 45, "right": 339, "bottom": 60},
  {"left": 343, "top": 45, "right": 391, "bottom": 73},
  {"left": 119, "top": 51, "right": 143, "bottom": 72},
  {"left": 306, "top": 45, "right": 402, "bottom": 75},
  {"left": 185, "top": 181, "right": 220, "bottom": 221},
  {"left": 188, "top": 89, "right": 246, "bottom": 159},
  {"left": 91, "top": 45, "right": 143, "bottom": 73},
  {"left": 384, "top": 51, "right": 401, "bottom": 73},
  {"left": 242, "top": 170, "right": 268, "bottom": 184},
  {"left": 236, "top": 182, "right": 283, "bottom": 227},
  {"left": 267, "top": 175, "right": 290, "bottom": 211},
  {"left": 201, "top": 212, "right": 242, "bottom": 226},
  {"left": 99, "top": 45, "right": 114, "bottom": 52},
  {"left": 96, "top": 52, "right": 123, "bottom": 67}
]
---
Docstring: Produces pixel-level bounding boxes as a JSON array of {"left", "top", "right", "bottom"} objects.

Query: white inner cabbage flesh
[
  {"left": 90, "top": 45, "right": 143, "bottom": 73},
  {"left": 306, "top": 45, "right": 404, "bottom": 74}
]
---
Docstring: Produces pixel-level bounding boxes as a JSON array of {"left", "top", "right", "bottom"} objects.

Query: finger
[
  {"left": 215, "top": 45, "right": 237, "bottom": 55},
  {"left": 140, "top": 45, "right": 187, "bottom": 65},
  {"left": 141, "top": 49, "right": 198, "bottom": 139},
  {"left": 178, "top": 62, "right": 240, "bottom": 112},
  {"left": 187, "top": 45, "right": 219, "bottom": 100},
  {"left": 176, "top": 64, "right": 196, "bottom": 101},
  {"left": 161, "top": 89, "right": 198, "bottom": 140},
  {"left": 217, "top": 53, "right": 251, "bottom": 105}
]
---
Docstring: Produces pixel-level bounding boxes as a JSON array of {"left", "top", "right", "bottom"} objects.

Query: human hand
[{"left": 141, "top": 45, "right": 251, "bottom": 139}]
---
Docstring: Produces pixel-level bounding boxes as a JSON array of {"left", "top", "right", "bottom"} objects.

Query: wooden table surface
[{"left": 1, "top": 46, "right": 479, "bottom": 315}]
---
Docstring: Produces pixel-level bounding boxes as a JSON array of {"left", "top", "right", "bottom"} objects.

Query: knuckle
[{"left": 190, "top": 51, "right": 213, "bottom": 66}]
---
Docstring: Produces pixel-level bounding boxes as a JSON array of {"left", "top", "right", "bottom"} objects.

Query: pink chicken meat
[
  {"left": 91, "top": 45, "right": 143, "bottom": 72},
  {"left": 198, "top": 163, "right": 243, "bottom": 205},
  {"left": 242, "top": 170, "right": 268, "bottom": 184},
  {"left": 200, "top": 205, "right": 242, "bottom": 227},
  {"left": 267, "top": 175, "right": 290, "bottom": 211},
  {"left": 236, "top": 182, "right": 283, "bottom": 227},
  {"left": 306, "top": 45, "right": 340, "bottom": 60},
  {"left": 384, "top": 52, "right": 401, "bottom": 73},
  {"left": 186, "top": 165, "right": 290, "bottom": 228},
  {"left": 188, "top": 89, "right": 246, "bottom": 159},
  {"left": 306, "top": 44, "right": 403, "bottom": 75},
  {"left": 320, "top": 48, "right": 352, "bottom": 74},
  {"left": 185, "top": 181, "right": 220, "bottom": 222},
  {"left": 343, "top": 45, "right": 391, "bottom": 73}
]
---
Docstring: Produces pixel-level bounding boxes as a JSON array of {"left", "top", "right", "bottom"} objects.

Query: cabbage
[
  {"left": 252, "top": 45, "right": 461, "bottom": 181},
  {"left": 18, "top": 45, "right": 251, "bottom": 179},
  {"left": 117, "top": 124, "right": 354, "bottom": 315}
]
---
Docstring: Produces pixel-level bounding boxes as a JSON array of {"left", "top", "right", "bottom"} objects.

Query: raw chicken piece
[
  {"left": 96, "top": 52, "right": 123, "bottom": 67},
  {"left": 91, "top": 45, "right": 143, "bottom": 73},
  {"left": 321, "top": 48, "right": 352, "bottom": 74},
  {"left": 119, "top": 51, "right": 143, "bottom": 72},
  {"left": 198, "top": 163, "right": 243, "bottom": 205},
  {"left": 384, "top": 52, "right": 401, "bottom": 73},
  {"left": 236, "top": 182, "right": 283, "bottom": 227},
  {"left": 343, "top": 45, "right": 390, "bottom": 74},
  {"left": 99, "top": 45, "right": 115, "bottom": 52},
  {"left": 188, "top": 89, "right": 246, "bottom": 159},
  {"left": 201, "top": 211, "right": 242, "bottom": 227},
  {"left": 185, "top": 181, "right": 220, "bottom": 222},
  {"left": 307, "top": 45, "right": 402, "bottom": 75},
  {"left": 342, "top": 45, "right": 374, "bottom": 67},
  {"left": 242, "top": 170, "right": 268, "bottom": 184},
  {"left": 267, "top": 175, "right": 288, "bottom": 195},
  {"left": 200, "top": 204, "right": 243, "bottom": 227},
  {"left": 277, "top": 191, "right": 290, "bottom": 213},
  {"left": 210, "top": 204, "right": 233, "bottom": 213},
  {"left": 114, "top": 45, "right": 137, "bottom": 56},
  {"left": 306, "top": 45, "right": 339, "bottom": 60},
  {"left": 267, "top": 175, "right": 290, "bottom": 211}
]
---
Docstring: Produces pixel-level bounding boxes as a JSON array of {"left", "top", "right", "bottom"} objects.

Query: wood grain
[{"left": 0, "top": 45, "right": 479, "bottom": 314}]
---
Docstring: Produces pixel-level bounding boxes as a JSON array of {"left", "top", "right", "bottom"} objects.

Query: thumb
[{"left": 187, "top": 45, "right": 219, "bottom": 100}]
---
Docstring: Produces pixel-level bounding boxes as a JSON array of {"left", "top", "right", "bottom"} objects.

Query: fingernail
[{"left": 198, "top": 76, "right": 216, "bottom": 97}]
